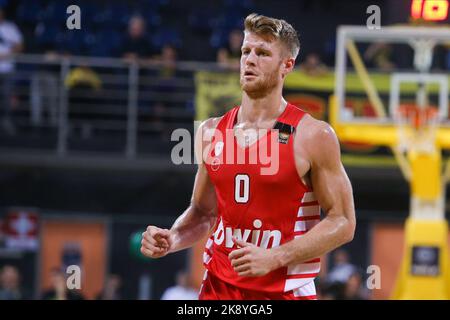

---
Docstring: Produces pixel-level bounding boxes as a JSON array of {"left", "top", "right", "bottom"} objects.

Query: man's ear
[{"left": 282, "top": 57, "right": 295, "bottom": 78}]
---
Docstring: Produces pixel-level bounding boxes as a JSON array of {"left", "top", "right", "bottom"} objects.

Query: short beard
[{"left": 240, "top": 71, "right": 279, "bottom": 99}]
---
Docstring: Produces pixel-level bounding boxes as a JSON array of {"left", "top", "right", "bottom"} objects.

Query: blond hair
[{"left": 244, "top": 13, "right": 300, "bottom": 59}]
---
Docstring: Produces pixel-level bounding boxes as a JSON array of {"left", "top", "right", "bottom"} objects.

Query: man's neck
[{"left": 240, "top": 89, "right": 287, "bottom": 125}]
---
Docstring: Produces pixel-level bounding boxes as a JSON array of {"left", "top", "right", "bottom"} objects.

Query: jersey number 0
[{"left": 235, "top": 174, "right": 249, "bottom": 203}]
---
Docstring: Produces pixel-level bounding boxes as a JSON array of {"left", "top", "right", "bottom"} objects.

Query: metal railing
[{"left": 0, "top": 54, "right": 225, "bottom": 169}]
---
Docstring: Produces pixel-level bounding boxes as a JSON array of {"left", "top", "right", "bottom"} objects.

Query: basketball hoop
[
  {"left": 396, "top": 104, "right": 438, "bottom": 130},
  {"left": 394, "top": 104, "right": 439, "bottom": 152}
]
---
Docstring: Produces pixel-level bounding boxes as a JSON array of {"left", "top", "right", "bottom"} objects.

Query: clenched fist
[
  {"left": 141, "top": 226, "right": 173, "bottom": 258},
  {"left": 228, "top": 237, "right": 279, "bottom": 277}
]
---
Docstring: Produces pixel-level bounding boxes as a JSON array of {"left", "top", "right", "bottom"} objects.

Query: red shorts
[{"left": 198, "top": 271, "right": 317, "bottom": 300}]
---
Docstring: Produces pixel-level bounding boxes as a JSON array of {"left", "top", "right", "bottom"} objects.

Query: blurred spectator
[
  {"left": 161, "top": 270, "right": 198, "bottom": 300},
  {"left": 96, "top": 274, "right": 122, "bottom": 300},
  {"left": 319, "top": 266, "right": 369, "bottom": 300},
  {"left": 299, "top": 53, "right": 328, "bottom": 76},
  {"left": 0, "top": 8, "right": 23, "bottom": 135},
  {"left": 217, "top": 29, "right": 243, "bottom": 71},
  {"left": 65, "top": 65, "right": 102, "bottom": 91},
  {"left": 65, "top": 64, "right": 102, "bottom": 139},
  {"left": 121, "top": 15, "right": 156, "bottom": 63},
  {"left": 327, "top": 249, "right": 358, "bottom": 285},
  {"left": 30, "top": 49, "right": 61, "bottom": 127},
  {"left": 156, "top": 44, "right": 178, "bottom": 79},
  {"left": 364, "top": 42, "right": 396, "bottom": 71},
  {"left": 317, "top": 281, "right": 343, "bottom": 300},
  {"left": 150, "top": 44, "right": 179, "bottom": 133},
  {"left": 341, "top": 271, "right": 369, "bottom": 300},
  {"left": 0, "top": 265, "right": 28, "bottom": 300},
  {"left": 30, "top": 68, "right": 59, "bottom": 127},
  {"left": 41, "top": 267, "right": 84, "bottom": 300}
]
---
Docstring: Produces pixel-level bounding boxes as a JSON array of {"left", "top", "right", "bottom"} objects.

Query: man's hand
[
  {"left": 228, "top": 237, "right": 280, "bottom": 277},
  {"left": 141, "top": 226, "right": 173, "bottom": 258}
]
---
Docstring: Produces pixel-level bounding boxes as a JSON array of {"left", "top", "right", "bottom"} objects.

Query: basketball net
[{"left": 394, "top": 104, "right": 439, "bottom": 153}]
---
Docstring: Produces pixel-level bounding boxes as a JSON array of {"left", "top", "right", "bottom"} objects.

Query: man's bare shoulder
[
  {"left": 294, "top": 114, "right": 341, "bottom": 164},
  {"left": 297, "top": 115, "right": 337, "bottom": 141},
  {"left": 201, "top": 117, "right": 222, "bottom": 131},
  {"left": 195, "top": 117, "right": 223, "bottom": 165},
  {"left": 197, "top": 117, "right": 223, "bottom": 142}
]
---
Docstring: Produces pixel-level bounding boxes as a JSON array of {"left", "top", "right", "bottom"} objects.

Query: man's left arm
[
  {"left": 229, "top": 121, "right": 356, "bottom": 277},
  {"left": 271, "top": 121, "right": 356, "bottom": 267}
]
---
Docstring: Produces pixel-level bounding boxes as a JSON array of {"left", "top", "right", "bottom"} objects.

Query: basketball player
[{"left": 141, "top": 13, "right": 356, "bottom": 300}]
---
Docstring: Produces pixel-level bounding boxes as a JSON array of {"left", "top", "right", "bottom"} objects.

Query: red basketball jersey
[{"left": 203, "top": 103, "right": 321, "bottom": 295}]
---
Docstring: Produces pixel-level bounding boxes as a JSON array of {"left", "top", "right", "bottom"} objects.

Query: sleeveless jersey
[{"left": 203, "top": 103, "right": 321, "bottom": 295}]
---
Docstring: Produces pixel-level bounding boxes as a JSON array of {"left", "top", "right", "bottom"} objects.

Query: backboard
[{"left": 331, "top": 25, "right": 450, "bottom": 149}]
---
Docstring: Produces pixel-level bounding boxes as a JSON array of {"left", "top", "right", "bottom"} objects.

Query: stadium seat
[
  {"left": 151, "top": 27, "right": 182, "bottom": 50},
  {"left": 86, "top": 30, "right": 123, "bottom": 57},
  {"left": 55, "top": 29, "right": 86, "bottom": 55},
  {"left": 209, "top": 28, "right": 232, "bottom": 49},
  {"left": 40, "top": 1, "right": 69, "bottom": 24},
  {"left": 188, "top": 9, "right": 216, "bottom": 32},
  {"left": 223, "top": 0, "right": 254, "bottom": 11},
  {"left": 16, "top": 0, "right": 45, "bottom": 24},
  {"left": 34, "top": 22, "right": 61, "bottom": 49}
]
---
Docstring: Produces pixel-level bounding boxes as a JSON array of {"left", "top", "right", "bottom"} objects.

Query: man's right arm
[{"left": 141, "top": 118, "right": 219, "bottom": 258}]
